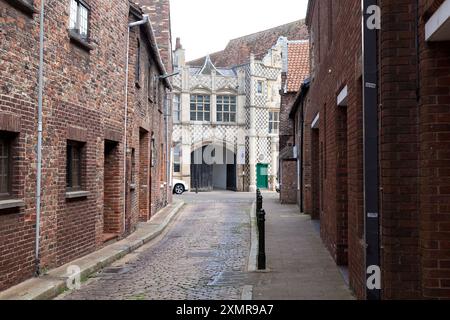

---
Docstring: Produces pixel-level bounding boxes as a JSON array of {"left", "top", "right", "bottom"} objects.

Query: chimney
[{"left": 174, "top": 37, "right": 185, "bottom": 68}]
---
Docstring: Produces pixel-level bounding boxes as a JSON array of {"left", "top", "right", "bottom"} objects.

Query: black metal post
[{"left": 257, "top": 209, "right": 266, "bottom": 270}]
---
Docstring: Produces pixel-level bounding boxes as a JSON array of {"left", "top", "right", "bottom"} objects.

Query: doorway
[
  {"left": 256, "top": 163, "right": 269, "bottom": 189},
  {"left": 103, "top": 140, "right": 120, "bottom": 242}
]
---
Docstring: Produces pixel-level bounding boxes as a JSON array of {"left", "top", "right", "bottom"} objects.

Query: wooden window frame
[
  {"left": 216, "top": 95, "right": 237, "bottom": 123},
  {"left": 66, "top": 140, "right": 84, "bottom": 192},
  {"left": 173, "top": 94, "right": 181, "bottom": 123},
  {"left": 0, "top": 134, "right": 13, "bottom": 200},
  {"left": 190, "top": 95, "right": 211, "bottom": 122},
  {"left": 69, "top": 0, "right": 91, "bottom": 40},
  {"left": 269, "top": 111, "right": 280, "bottom": 134}
]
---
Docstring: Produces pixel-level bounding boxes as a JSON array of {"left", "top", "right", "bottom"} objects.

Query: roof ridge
[{"left": 227, "top": 19, "right": 305, "bottom": 42}]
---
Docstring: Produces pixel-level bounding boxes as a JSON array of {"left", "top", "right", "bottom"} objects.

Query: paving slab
[{"left": 251, "top": 192, "right": 355, "bottom": 300}]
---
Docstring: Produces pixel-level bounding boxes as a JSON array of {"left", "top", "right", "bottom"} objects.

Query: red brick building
[
  {"left": 279, "top": 40, "right": 309, "bottom": 204},
  {"left": 297, "top": 0, "right": 450, "bottom": 299},
  {"left": 0, "top": 0, "right": 172, "bottom": 292}
]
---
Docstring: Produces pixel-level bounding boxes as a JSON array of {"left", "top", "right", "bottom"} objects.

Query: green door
[{"left": 256, "top": 164, "right": 269, "bottom": 189}]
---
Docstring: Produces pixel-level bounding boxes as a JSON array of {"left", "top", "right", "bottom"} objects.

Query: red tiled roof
[
  {"left": 188, "top": 20, "right": 309, "bottom": 68},
  {"left": 286, "top": 41, "right": 310, "bottom": 92}
]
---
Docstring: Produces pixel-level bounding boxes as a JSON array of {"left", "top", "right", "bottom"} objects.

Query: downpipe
[
  {"left": 35, "top": 0, "right": 45, "bottom": 277},
  {"left": 123, "top": 15, "right": 149, "bottom": 233}
]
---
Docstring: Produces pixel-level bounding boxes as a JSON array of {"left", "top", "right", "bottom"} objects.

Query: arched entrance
[{"left": 191, "top": 144, "right": 237, "bottom": 192}]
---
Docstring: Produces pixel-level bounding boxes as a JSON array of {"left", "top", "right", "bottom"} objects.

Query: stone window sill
[
  {"left": 5, "top": 0, "right": 36, "bottom": 15},
  {"left": 68, "top": 30, "right": 94, "bottom": 52},
  {"left": 0, "top": 199, "right": 25, "bottom": 210},
  {"left": 66, "top": 191, "right": 90, "bottom": 200}
]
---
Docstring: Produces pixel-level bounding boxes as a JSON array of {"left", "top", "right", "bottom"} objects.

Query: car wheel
[{"left": 174, "top": 184, "right": 185, "bottom": 195}]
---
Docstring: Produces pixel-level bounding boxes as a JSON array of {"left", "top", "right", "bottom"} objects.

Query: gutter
[{"left": 35, "top": 0, "right": 45, "bottom": 277}]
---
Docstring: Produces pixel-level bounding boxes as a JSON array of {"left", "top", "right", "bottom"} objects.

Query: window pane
[
  {"left": 69, "top": 0, "right": 78, "bottom": 29},
  {"left": 190, "top": 112, "right": 196, "bottom": 121},
  {"left": 204, "top": 112, "right": 210, "bottom": 122},
  {"left": 0, "top": 138, "right": 9, "bottom": 194},
  {"left": 79, "top": 5, "right": 88, "bottom": 37},
  {"left": 230, "top": 114, "right": 236, "bottom": 122},
  {"left": 224, "top": 113, "right": 229, "bottom": 122},
  {"left": 217, "top": 114, "right": 222, "bottom": 122}
]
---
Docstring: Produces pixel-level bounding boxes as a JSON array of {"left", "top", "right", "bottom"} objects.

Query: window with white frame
[
  {"left": 173, "top": 144, "right": 181, "bottom": 173},
  {"left": 269, "top": 111, "right": 279, "bottom": 134},
  {"left": 256, "top": 80, "right": 264, "bottom": 95},
  {"left": 69, "top": 0, "right": 90, "bottom": 39},
  {"left": 173, "top": 94, "right": 181, "bottom": 123},
  {"left": 190, "top": 95, "right": 210, "bottom": 121},
  {"left": 216, "top": 96, "right": 236, "bottom": 123}
]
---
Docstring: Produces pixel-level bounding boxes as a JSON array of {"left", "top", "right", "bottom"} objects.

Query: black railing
[{"left": 256, "top": 189, "right": 266, "bottom": 270}]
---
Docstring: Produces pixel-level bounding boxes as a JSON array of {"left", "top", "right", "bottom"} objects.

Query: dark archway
[{"left": 190, "top": 145, "right": 237, "bottom": 192}]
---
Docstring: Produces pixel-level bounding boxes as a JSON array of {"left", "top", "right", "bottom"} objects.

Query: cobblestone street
[{"left": 59, "top": 192, "right": 254, "bottom": 300}]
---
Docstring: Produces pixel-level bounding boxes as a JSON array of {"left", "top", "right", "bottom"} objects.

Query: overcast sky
[{"left": 170, "top": 0, "right": 309, "bottom": 62}]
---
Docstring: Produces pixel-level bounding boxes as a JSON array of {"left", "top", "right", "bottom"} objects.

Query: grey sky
[{"left": 170, "top": 0, "right": 309, "bottom": 62}]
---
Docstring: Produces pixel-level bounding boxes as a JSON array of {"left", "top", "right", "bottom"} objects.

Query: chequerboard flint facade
[{"left": 171, "top": 21, "right": 308, "bottom": 192}]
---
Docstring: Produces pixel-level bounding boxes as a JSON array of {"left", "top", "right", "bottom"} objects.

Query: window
[
  {"left": 69, "top": 0, "right": 89, "bottom": 39},
  {"left": 269, "top": 111, "right": 279, "bottom": 134},
  {"left": 66, "top": 141, "right": 83, "bottom": 191},
  {"left": 151, "top": 134, "right": 156, "bottom": 167},
  {"left": 173, "top": 94, "right": 181, "bottom": 123},
  {"left": 190, "top": 95, "right": 210, "bottom": 121},
  {"left": 173, "top": 144, "right": 181, "bottom": 173},
  {"left": 0, "top": 135, "right": 12, "bottom": 199},
  {"left": 160, "top": 144, "right": 165, "bottom": 181},
  {"left": 131, "top": 148, "right": 136, "bottom": 184},
  {"left": 135, "top": 39, "right": 141, "bottom": 85},
  {"left": 216, "top": 96, "right": 237, "bottom": 123},
  {"left": 257, "top": 80, "right": 264, "bottom": 95}
]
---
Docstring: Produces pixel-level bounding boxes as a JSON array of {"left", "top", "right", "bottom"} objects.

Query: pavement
[
  {"left": 0, "top": 200, "right": 185, "bottom": 300},
  {"left": 251, "top": 192, "right": 355, "bottom": 300}
]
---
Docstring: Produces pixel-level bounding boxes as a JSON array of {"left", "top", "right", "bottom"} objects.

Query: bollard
[{"left": 257, "top": 209, "right": 266, "bottom": 270}]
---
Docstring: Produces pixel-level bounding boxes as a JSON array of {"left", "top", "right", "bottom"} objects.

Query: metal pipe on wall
[
  {"left": 123, "top": 15, "right": 149, "bottom": 233},
  {"left": 362, "top": 0, "right": 381, "bottom": 300},
  {"left": 35, "top": 0, "right": 46, "bottom": 277}
]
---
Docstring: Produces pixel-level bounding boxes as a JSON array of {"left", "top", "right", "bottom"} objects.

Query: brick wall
[
  {"left": 418, "top": 0, "right": 450, "bottom": 299},
  {"left": 0, "top": 0, "right": 171, "bottom": 292},
  {"left": 306, "top": 0, "right": 367, "bottom": 299},
  {"left": 305, "top": 0, "right": 450, "bottom": 299}
]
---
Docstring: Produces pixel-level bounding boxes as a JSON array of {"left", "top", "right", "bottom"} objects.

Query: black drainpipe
[{"left": 362, "top": 0, "right": 381, "bottom": 300}]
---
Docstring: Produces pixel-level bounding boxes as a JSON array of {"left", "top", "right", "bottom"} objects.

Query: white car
[{"left": 173, "top": 179, "right": 189, "bottom": 195}]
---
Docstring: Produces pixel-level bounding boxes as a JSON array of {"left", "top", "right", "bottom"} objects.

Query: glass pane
[
  {"left": 69, "top": 0, "right": 78, "bottom": 29},
  {"left": 230, "top": 114, "right": 236, "bottom": 122},
  {"left": 79, "top": 5, "right": 88, "bottom": 37},
  {"left": 205, "top": 112, "right": 210, "bottom": 122},
  {"left": 217, "top": 104, "right": 222, "bottom": 112},
  {"left": 190, "top": 103, "right": 196, "bottom": 111},
  {"left": 217, "top": 114, "right": 222, "bottom": 122},
  {"left": 269, "top": 112, "right": 273, "bottom": 121},
  {"left": 224, "top": 113, "right": 229, "bottom": 122},
  {"left": 204, "top": 103, "right": 210, "bottom": 111},
  {"left": 0, "top": 138, "right": 9, "bottom": 194},
  {"left": 231, "top": 105, "right": 236, "bottom": 112},
  {"left": 190, "top": 112, "right": 196, "bottom": 121}
]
